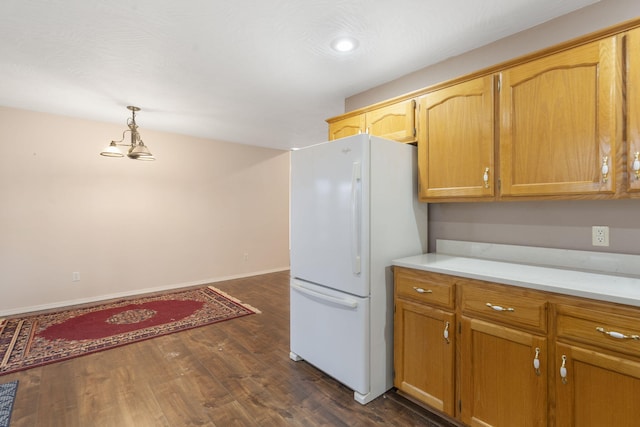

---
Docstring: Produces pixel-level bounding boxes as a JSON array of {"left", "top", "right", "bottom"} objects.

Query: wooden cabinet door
[
  {"left": 460, "top": 316, "right": 547, "bottom": 427},
  {"left": 555, "top": 342, "right": 640, "bottom": 427},
  {"left": 418, "top": 76, "right": 495, "bottom": 200},
  {"left": 394, "top": 298, "right": 455, "bottom": 416},
  {"left": 627, "top": 28, "right": 640, "bottom": 192},
  {"left": 328, "top": 114, "right": 364, "bottom": 140},
  {"left": 366, "top": 99, "right": 417, "bottom": 143},
  {"left": 499, "top": 36, "right": 620, "bottom": 197}
]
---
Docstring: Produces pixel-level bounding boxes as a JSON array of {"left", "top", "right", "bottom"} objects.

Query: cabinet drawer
[
  {"left": 394, "top": 268, "right": 455, "bottom": 309},
  {"left": 556, "top": 305, "right": 640, "bottom": 357},
  {"left": 460, "top": 282, "right": 547, "bottom": 332}
]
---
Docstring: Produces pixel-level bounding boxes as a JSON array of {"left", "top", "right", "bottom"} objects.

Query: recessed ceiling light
[{"left": 331, "top": 37, "right": 359, "bottom": 53}]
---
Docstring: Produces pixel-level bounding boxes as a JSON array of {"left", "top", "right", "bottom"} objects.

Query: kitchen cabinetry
[
  {"left": 499, "top": 36, "right": 620, "bottom": 197},
  {"left": 394, "top": 266, "right": 640, "bottom": 426},
  {"left": 393, "top": 268, "right": 456, "bottom": 416},
  {"left": 418, "top": 75, "right": 495, "bottom": 200},
  {"left": 328, "top": 114, "right": 364, "bottom": 140},
  {"left": 327, "top": 19, "right": 640, "bottom": 201},
  {"left": 459, "top": 281, "right": 548, "bottom": 427},
  {"left": 328, "top": 99, "right": 416, "bottom": 143},
  {"left": 627, "top": 27, "right": 640, "bottom": 192},
  {"left": 554, "top": 304, "right": 640, "bottom": 426}
]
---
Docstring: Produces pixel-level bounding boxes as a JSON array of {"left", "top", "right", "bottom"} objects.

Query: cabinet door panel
[
  {"left": 394, "top": 299, "right": 455, "bottom": 416},
  {"left": 460, "top": 317, "right": 547, "bottom": 427},
  {"left": 499, "top": 37, "right": 619, "bottom": 196},
  {"left": 419, "top": 76, "right": 495, "bottom": 199},
  {"left": 366, "top": 100, "right": 416, "bottom": 143},
  {"left": 328, "top": 115, "right": 364, "bottom": 140},
  {"left": 555, "top": 342, "right": 640, "bottom": 426},
  {"left": 627, "top": 27, "right": 640, "bottom": 192}
]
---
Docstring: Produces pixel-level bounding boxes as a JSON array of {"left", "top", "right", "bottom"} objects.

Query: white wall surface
[{"left": 0, "top": 107, "right": 290, "bottom": 314}]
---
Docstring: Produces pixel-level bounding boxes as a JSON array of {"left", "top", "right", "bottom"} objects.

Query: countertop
[{"left": 393, "top": 241, "right": 640, "bottom": 308}]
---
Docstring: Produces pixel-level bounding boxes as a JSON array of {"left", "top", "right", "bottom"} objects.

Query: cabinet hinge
[
  {"left": 498, "top": 179, "right": 501, "bottom": 191},
  {"left": 458, "top": 322, "right": 462, "bottom": 334},
  {"left": 413, "top": 127, "right": 417, "bottom": 137},
  {"left": 459, "top": 399, "right": 462, "bottom": 413},
  {"left": 412, "top": 99, "right": 416, "bottom": 109},
  {"left": 497, "top": 75, "right": 502, "bottom": 92}
]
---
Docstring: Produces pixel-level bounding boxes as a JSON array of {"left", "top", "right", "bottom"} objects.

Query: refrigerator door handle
[
  {"left": 351, "top": 162, "right": 362, "bottom": 275},
  {"left": 291, "top": 281, "right": 359, "bottom": 309}
]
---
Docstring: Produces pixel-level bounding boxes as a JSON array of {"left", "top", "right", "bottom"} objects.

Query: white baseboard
[{"left": 0, "top": 267, "right": 290, "bottom": 317}]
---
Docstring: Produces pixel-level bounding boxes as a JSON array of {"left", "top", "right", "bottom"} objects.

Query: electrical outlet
[
  {"left": 72, "top": 272, "right": 80, "bottom": 282},
  {"left": 592, "top": 226, "right": 610, "bottom": 247},
  {"left": 243, "top": 252, "right": 249, "bottom": 262}
]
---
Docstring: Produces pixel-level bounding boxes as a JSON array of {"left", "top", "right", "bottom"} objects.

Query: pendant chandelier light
[{"left": 100, "top": 106, "right": 155, "bottom": 161}]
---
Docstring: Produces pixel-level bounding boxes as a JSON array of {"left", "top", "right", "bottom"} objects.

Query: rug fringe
[
  {"left": 207, "top": 286, "right": 262, "bottom": 314},
  {"left": 1, "top": 320, "right": 24, "bottom": 369}
]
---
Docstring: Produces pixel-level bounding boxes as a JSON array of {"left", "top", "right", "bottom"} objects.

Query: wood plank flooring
[{"left": 2, "top": 270, "right": 459, "bottom": 426}]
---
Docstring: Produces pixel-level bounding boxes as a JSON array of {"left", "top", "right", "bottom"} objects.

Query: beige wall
[
  {"left": 0, "top": 107, "right": 290, "bottom": 314},
  {"left": 345, "top": 0, "right": 640, "bottom": 256}
]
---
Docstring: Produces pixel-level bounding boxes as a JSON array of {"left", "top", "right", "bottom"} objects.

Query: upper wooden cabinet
[
  {"left": 627, "top": 27, "right": 640, "bottom": 192},
  {"left": 418, "top": 75, "right": 495, "bottom": 200},
  {"left": 327, "top": 19, "right": 640, "bottom": 202},
  {"left": 366, "top": 99, "right": 417, "bottom": 143},
  {"left": 328, "top": 114, "right": 365, "bottom": 141},
  {"left": 327, "top": 99, "right": 417, "bottom": 143},
  {"left": 499, "top": 36, "right": 621, "bottom": 198}
]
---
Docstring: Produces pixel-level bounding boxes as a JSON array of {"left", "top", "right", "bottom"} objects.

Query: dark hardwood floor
[{"left": 3, "top": 270, "right": 457, "bottom": 426}]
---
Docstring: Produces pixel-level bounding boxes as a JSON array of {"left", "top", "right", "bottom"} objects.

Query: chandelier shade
[{"left": 100, "top": 106, "right": 155, "bottom": 161}]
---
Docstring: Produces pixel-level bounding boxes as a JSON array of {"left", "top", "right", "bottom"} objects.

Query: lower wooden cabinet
[
  {"left": 459, "top": 317, "right": 547, "bottom": 427},
  {"left": 554, "top": 303, "right": 640, "bottom": 426},
  {"left": 554, "top": 342, "right": 640, "bottom": 426},
  {"left": 393, "top": 267, "right": 640, "bottom": 427},
  {"left": 394, "top": 268, "right": 456, "bottom": 416},
  {"left": 394, "top": 298, "right": 455, "bottom": 415}
]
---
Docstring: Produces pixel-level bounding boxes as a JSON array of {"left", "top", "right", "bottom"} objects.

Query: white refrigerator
[{"left": 289, "top": 134, "right": 428, "bottom": 404}]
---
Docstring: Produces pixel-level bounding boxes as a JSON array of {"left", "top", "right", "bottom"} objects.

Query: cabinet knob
[
  {"left": 633, "top": 152, "right": 640, "bottom": 180},
  {"left": 483, "top": 167, "right": 490, "bottom": 188},
  {"left": 601, "top": 156, "right": 609, "bottom": 183},
  {"left": 596, "top": 326, "right": 640, "bottom": 341},
  {"left": 485, "top": 302, "right": 515, "bottom": 312}
]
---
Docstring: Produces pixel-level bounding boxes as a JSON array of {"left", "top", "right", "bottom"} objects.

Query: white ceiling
[{"left": 0, "top": 0, "right": 598, "bottom": 151}]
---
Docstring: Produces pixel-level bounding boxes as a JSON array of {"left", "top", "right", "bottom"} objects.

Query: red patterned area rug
[{"left": 0, "top": 286, "right": 259, "bottom": 376}]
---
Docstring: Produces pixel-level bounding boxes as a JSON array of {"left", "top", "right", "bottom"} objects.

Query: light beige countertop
[{"left": 393, "top": 240, "right": 640, "bottom": 307}]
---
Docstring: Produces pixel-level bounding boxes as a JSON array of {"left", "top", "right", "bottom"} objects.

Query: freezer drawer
[{"left": 289, "top": 278, "right": 370, "bottom": 395}]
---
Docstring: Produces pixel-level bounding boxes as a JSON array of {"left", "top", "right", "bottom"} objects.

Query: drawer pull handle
[
  {"left": 413, "top": 287, "right": 432, "bottom": 294},
  {"left": 486, "top": 303, "right": 515, "bottom": 312},
  {"left": 560, "top": 355, "right": 568, "bottom": 385},
  {"left": 595, "top": 327, "right": 640, "bottom": 341},
  {"left": 483, "top": 167, "right": 490, "bottom": 188},
  {"left": 533, "top": 347, "right": 541, "bottom": 376},
  {"left": 443, "top": 321, "right": 450, "bottom": 344}
]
